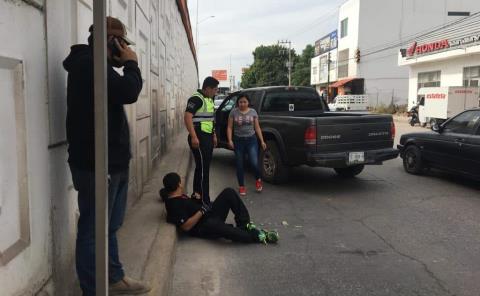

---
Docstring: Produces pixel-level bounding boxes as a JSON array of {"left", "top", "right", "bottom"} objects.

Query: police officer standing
[{"left": 184, "top": 77, "right": 219, "bottom": 205}]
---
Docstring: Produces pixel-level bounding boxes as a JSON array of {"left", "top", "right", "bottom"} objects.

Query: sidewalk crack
[{"left": 356, "top": 218, "right": 453, "bottom": 296}]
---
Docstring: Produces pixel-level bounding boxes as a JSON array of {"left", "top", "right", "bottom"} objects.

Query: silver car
[{"left": 214, "top": 95, "right": 226, "bottom": 110}]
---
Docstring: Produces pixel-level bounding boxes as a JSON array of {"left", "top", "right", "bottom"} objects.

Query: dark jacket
[{"left": 63, "top": 44, "right": 143, "bottom": 173}]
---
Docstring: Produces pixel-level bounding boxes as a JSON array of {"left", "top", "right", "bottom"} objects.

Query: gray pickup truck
[{"left": 215, "top": 86, "right": 399, "bottom": 183}]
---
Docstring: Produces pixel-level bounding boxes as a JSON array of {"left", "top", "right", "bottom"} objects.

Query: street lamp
[
  {"left": 195, "top": 14, "right": 215, "bottom": 52},
  {"left": 195, "top": 11, "right": 214, "bottom": 83}
]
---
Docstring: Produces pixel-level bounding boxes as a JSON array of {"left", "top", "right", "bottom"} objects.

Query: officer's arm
[
  {"left": 184, "top": 112, "right": 198, "bottom": 140},
  {"left": 184, "top": 97, "right": 203, "bottom": 139},
  {"left": 180, "top": 211, "right": 204, "bottom": 232}
]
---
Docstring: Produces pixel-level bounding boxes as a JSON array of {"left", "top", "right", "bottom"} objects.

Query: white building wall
[
  {"left": 337, "top": 0, "right": 360, "bottom": 79},
  {"left": 357, "top": 0, "right": 410, "bottom": 106},
  {"left": 310, "top": 56, "right": 321, "bottom": 85},
  {"left": 407, "top": 54, "right": 480, "bottom": 107},
  {"left": 0, "top": 0, "right": 198, "bottom": 295},
  {"left": 337, "top": 0, "right": 480, "bottom": 106}
]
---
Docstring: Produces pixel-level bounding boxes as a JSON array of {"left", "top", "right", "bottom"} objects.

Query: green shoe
[
  {"left": 263, "top": 229, "right": 279, "bottom": 244},
  {"left": 246, "top": 222, "right": 257, "bottom": 231},
  {"left": 257, "top": 229, "right": 267, "bottom": 244}
]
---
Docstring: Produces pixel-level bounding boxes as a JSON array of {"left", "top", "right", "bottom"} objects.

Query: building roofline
[{"left": 176, "top": 0, "right": 198, "bottom": 71}]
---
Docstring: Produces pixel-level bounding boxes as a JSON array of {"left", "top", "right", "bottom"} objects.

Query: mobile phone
[{"left": 108, "top": 37, "right": 122, "bottom": 57}]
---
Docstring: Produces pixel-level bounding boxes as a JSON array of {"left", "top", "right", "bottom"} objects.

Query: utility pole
[
  {"left": 326, "top": 51, "right": 331, "bottom": 103},
  {"left": 391, "top": 89, "right": 394, "bottom": 106},
  {"left": 278, "top": 40, "right": 292, "bottom": 86},
  {"left": 229, "top": 54, "right": 232, "bottom": 92},
  {"left": 92, "top": 1, "right": 109, "bottom": 294}
]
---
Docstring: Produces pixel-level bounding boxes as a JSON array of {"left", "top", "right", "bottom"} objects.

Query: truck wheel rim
[{"left": 263, "top": 151, "right": 276, "bottom": 176}]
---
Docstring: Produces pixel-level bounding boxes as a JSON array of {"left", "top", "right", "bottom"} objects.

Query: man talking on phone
[{"left": 63, "top": 17, "right": 150, "bottom": 295}]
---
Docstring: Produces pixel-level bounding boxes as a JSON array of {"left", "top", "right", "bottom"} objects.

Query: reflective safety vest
[{"left": 192, "top": 91, "right": 215, "bottom": 133}]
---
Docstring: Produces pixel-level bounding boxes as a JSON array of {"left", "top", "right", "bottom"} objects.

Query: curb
[
  {"left": 146, "top": 150, "right": 192, "bottom": 296},
  {"left": 116, "top": 133, "right": 192, "bottom": 296}
]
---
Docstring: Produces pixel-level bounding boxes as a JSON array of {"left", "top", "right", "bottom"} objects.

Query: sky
[{"left": 187, "top": 0, "right": 347, "bottom": 87}]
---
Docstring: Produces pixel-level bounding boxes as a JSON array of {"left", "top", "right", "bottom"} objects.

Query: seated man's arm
[{"left": 180, "top": 211, "right": 204, "bottom": 232}]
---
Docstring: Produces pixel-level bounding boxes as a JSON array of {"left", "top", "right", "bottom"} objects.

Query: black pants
[
  {"left": 188, "top": 131, "right": 213, "bottom": 204},
  {"left": 192, "top": 188, "right": 259, "bottom": 243}
]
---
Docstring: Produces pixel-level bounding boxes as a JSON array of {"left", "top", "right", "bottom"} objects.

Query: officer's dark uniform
[{"left": 185, "top": 90, "right": 215, "bottom": 204}]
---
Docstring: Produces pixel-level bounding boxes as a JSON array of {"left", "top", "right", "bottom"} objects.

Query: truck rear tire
[
  {"left": 260, "top": 140, "right": 289, "bottom": 184},
  {"left": 334, "top": 165, "right": 365, "bottom": 178}
]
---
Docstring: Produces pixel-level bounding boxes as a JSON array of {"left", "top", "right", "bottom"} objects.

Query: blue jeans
[
  {"left": 70, "top": 166, "right": 129, "bottom": 296},
  {"left": 233, "top": 135, "right": 261, "bottom": 186}
]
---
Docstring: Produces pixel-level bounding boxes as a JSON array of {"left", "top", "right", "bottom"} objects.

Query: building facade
[
  {"left": 398, "top": 13, "right": 480, "bottom": 109},
  {"left": 0, "top": 0, "right": 198, "bottom": 295},
  {"left": 311, "top": 30, "right": 338, "bottom": 96},
  {"left": 312, "top": 0, "right": 480, "bottom": 107}
]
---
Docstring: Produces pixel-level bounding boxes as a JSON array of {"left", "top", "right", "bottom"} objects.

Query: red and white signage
[
  {"left": 406, "top": 40, "right": 450, "bottom": 57},
  {"left": 402, "top": 33, "right": 480, "bottom": 59},
  {"left": 454, "top": 89, "right": 473, "bottom": 94},
  {"left": 419, "top": 87, "right": 479, "bottom": 120},
  {"left": 212, "top": 70, "right": 228, "bottom": 81},
  {"left": 426, "top": 93, "right": 446, "bottom": 99}
]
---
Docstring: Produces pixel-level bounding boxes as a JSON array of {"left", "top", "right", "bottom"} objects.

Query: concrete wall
[
  {"left": 0, "top": 0, "right": 198, "bottom": 295},
  {"left": 0, "top": 1, "right": 52, "bottom": 295}
]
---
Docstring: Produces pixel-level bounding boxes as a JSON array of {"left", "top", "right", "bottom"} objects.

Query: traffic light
[{"left": 355, "top": 48, "right": 361, "bottom": 63}]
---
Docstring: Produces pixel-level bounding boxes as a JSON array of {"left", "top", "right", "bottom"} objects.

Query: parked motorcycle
[{"left": 407, "top": 105, "right": 426, "bottom": 127}]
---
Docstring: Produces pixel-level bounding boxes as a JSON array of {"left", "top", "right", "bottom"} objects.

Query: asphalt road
[{"left": 170, "top": 120, "right": 480, "bottom": 296}]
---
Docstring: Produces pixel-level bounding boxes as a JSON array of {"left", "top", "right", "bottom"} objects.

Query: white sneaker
[{"left": 109, "top": 276, "right": 151, "bottom": 295}]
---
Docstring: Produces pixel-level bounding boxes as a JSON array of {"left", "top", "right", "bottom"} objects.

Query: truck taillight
[
  {"left": 304, "top": 125, "right": 317, "bottom": 145},
  {"left": 391, "top": 122, "right": 396, "bottom": 140}
]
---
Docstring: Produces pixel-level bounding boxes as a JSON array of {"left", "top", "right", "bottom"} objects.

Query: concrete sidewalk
[{"left": 117, "top": 132, "right": 191, "bottom": 296}]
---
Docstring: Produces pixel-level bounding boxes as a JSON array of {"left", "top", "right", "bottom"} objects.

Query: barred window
[
  {"left": 417, "top": 71, "right": 441, "bottom": 89},
  {"left": 463, "top": 66, "right": 480, "bottom": 87}
]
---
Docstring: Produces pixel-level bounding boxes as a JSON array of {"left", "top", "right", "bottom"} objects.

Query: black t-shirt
[
  {"left": 185, "top": 96, "right": 203, "bottom": 114},
  {"left": 165, "top": 195, "right": 202, "bottom": 228}
]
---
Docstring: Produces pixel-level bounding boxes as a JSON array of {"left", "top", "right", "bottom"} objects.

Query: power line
[
  {"left": 287, "top": 9, "right": 339, "bottom": 40},
  {"left": 285, "top": 0, "right": 348, "bottom": 40},
  {"left": 361, "top": 11, "right": 480, "bottom": 57}
]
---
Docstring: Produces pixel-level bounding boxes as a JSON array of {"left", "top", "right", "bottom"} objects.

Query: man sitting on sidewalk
[{"left": 159, "top": 172, "right": 278, "bottom": 244}]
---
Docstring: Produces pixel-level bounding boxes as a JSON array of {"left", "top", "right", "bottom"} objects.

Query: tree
[
  {"left": 291, "top": 44, "right": 315, "bottom": 86},
  {"left": 241, "top": 45, "right": 296, "bottom": 88}
]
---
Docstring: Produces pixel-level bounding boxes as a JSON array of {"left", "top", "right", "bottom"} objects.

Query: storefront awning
[{"left": 329, "top": 77, "right": 357, "bottom": 88}]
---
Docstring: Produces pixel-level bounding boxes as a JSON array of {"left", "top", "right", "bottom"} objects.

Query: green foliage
[
  {"left": 291, "top": 44, "right": 315, "bottom": 86},
  {"left": 240, "top": 45, "right": 294, "bottom": 88},
  {"left": 241, "top": 44, "right": 315, "bottom": 88}
]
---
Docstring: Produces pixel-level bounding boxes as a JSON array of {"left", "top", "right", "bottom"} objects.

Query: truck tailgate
[{"left": 316, "top": 114, "right": 393, "bottom": 153}]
